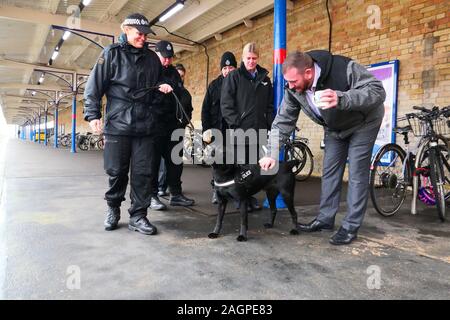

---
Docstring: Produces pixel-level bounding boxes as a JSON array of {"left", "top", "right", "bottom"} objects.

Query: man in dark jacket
[
  {"left": 157, "top": 63, "right": 193, "bottom": 197},
  {"left": 260, "top": 50, "right": 386, "bottom": 245},
  {"left": 84, "top": 13, "right": 173, "bottom": 235},
  {"left": 151, "top": 40, "right": 195, "bottom": 209},
  {"left": 201, "top": 51, "right": 237, "bottom": 204},
  {"left": 221, "top": 42, "right": 274, "bottom": 210}
]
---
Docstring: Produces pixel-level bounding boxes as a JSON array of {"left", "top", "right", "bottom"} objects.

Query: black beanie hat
[{"left": 220, "top": 51, "right": 237, "bottom": 69}]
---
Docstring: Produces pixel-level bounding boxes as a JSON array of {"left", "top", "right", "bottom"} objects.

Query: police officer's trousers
[{"left": 103, "top": 134, "right": 154, "bottom": 219}]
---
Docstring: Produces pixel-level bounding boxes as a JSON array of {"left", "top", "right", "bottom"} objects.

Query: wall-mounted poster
[{"left": 367, "top": 60, "right": 400, "bottom": 163}]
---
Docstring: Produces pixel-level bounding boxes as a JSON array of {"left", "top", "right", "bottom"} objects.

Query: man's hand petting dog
[{"left": 259, "top": 157, "right": 277, "bottom": 171}]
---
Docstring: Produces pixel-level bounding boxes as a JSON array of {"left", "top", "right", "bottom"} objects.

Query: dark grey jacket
[{"left": 268, "top": 50, "right": 385, "bottom": 157}]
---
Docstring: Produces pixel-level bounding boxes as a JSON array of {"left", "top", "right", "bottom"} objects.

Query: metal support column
[
  {"left": 37, "top": 107, "right": 41, "bottom": 144},
  {"left": 54, "top": 105, "right": 59, "bottom": 148},
  {"left": 44, "top": 102, "right": 48, "bottom": 146},
  {"left": 272, "top": 0, "right": 288, "bottom": 208},
  {"left": 71, "top": 72, "right": 77, "bottom": 153}
]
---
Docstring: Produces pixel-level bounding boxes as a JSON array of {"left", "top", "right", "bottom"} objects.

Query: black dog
[{"left": 208, "top": 160, "right": 300, "bottom": 241}]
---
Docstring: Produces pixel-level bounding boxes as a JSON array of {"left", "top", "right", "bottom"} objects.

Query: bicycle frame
[{"left": 411, "top": 136, "right": 433, "bottom": 214}]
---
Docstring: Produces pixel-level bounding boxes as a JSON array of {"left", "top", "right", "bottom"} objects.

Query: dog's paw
[
  {"left": 290, "top": 229, "right": 299, "bottom": 235},
  {"left": 263, "top": 223, "right": 273, "bottom": 229},
  {"left": 236, "top": 235, "right": 247, "bottom": 242},
  {"left": 208, "top": 232, "right": 219, "bottom": 239}
]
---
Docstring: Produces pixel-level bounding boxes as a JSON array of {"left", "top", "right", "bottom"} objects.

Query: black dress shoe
[
  {"left": 298, "top": 219, "right": 334, "bottom": 232},
  {"left": 104, "top": 206, "right": 120, "bottom": 231},
  {"left": 150, "top": 196, "right": 167, "bottom": 211},
  {"left": 329, "top": 227, "right": 357, "bottom": 245},
  {"left": 128, "top": 216, "right": 157, "bottom": 235},
  {"left": 170, "top": 194, "right": 195, "bottom": 206}
]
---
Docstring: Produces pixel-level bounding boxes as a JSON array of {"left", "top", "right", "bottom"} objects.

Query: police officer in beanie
[
  {"left": 84, "top": 13, "right": 173, "bottom": 235},
  {"left": 150, "top": 40, "right": 195, "bottom": 210},
  {"left": 201, "top": 51, "right": 237, "bottom": 203}
]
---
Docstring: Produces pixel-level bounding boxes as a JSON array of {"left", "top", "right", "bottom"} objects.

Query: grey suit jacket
[{"left": 267, "top": 60, "right": 386, "bottom": 159}]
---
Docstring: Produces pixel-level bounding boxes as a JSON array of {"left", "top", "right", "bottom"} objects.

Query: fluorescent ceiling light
[
  {"left": 62, "top": 31, "right": 71, "bottom": 40},
  {"left": 159, "top": 3, "right": 184, "bottom": 22},
  {"left": 82, "top": 0, "right": 92, "bottom": 6},
  {"left": 51, "top": 51, "right": 59, "bottom": 60}
]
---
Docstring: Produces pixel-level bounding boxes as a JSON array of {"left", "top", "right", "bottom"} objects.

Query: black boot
[
  {"left": 170, "top": 193, "right": 195, "bottom": 206},
  {"left": 150, "top": 196, "right": 167, "bottom": 211},
  {"left": 158, "top": 189, "right": 168, "bottom": 197},
  {"left": 104, "top": 206, "right": 120, "bottom": 231},
  {"left": 128, "top": 216, "right": 157, "bottom": 235}
]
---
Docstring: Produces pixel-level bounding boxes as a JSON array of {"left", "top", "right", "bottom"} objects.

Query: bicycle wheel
[
  {"left": 428, "top": 147, "right": 446, "bottom": 221},
  {"left": 96, "top": 137, "right": 105, "bottom": 150},
  {"left": 369, "top": 144, "right": 408, "bottom": 216},
  {"left": 419, "top": 144, "right": 450, "bottom": 203},
  {"left": 294, "top": 143, "right": 314, "bottom": 181},
  {"left": 77, "top": 136, "right": 89, "bottom": 151}
]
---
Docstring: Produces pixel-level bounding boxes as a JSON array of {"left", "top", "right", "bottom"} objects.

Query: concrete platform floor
[{"left": 0, "top": 138, "right": 449, "bottom": 300}]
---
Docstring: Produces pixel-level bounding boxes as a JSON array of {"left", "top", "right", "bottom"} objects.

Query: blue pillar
[
  {"left": 44, "top": 109, "right": 48, "bottom": 146},
  {"left": 30, "top": 120, "right": 34, "bottom": 141},
  {"left": 267, "top": 0, "right": 288, "bottom": 209},
  {"left": 71, "top": 93, "right": 77, "bottom": 153},
  {"left": 54, "top": 106, "right": 59, "bottom": 148},
  {"left": 37, "top": 112, "right": 41, "bottom": 143}
]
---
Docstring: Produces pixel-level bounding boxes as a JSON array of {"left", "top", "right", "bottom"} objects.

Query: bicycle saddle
[{"left": 395, "top": 125, "right": 412, "bottom": 134}]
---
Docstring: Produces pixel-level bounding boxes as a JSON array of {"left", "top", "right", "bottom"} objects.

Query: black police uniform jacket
[
  {"left": 201, "top": 74, "right": 227, "bottom": 132},
  {"left": 221, "top": 62, "right": 274, "bottom": 131},
  {"left": 156, "top": 65, "right": 192, "bottom": 134},
  {"left": 83, "top": 40, "right": 164, "bottom": 136}
]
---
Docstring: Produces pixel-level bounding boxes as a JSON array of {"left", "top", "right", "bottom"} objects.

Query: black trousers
[
  {"left": 103, "top": 134, "right": 154, "bottom": 218},
  {"left": 150, "top": 134, "right": 184, "bottom": 196}
]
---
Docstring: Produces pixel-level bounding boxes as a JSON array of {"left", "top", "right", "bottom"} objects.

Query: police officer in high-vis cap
[
  {"left": 84, "top": 13, "right": 173, "bottom": 236},
  {"left": 148, "top": 40, "right": 195, "bottom": 210}
]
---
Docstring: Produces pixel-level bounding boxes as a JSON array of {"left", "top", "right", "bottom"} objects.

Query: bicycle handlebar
[
  {"left": 406, "top": 105, "right": 448, "bottom": 121},
  {"left": 412, "top": 105, "right": 428, "bottom": 112}
]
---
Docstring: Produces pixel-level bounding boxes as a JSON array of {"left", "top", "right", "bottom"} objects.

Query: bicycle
[
  {"left": 284, "top": 127, "right": 314, "bottom": 181},
  {"left": 369, "top": 105, "right": 450, "bottom": 221}
]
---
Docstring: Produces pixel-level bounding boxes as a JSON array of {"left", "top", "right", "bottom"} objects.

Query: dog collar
[{"left": 214, "top": 180, "right": 235, "bottom": 187}]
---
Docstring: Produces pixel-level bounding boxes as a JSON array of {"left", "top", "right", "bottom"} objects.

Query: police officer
[
  {"left": 150, "top": 40, "right": 195, "bottom": 210},
  {"left": 157, "top": 63, "right": 193, "bottom": 197},
  {"left": 84, "top": 13, "right": 173, "bottom": 235},
  {"left": 201, "top": 51, "right": 237, "bottom": 204},
  {"left": 221, "top": 43, "right": 273, "bottom": 211}
]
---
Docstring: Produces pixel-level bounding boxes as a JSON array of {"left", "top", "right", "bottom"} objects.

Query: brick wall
[{"left": 176, "top": 0, "right": 449, "bottom": 176}]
